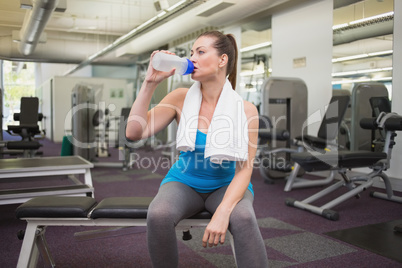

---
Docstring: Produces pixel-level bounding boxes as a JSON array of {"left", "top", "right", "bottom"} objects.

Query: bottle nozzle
[{"left": 184, "top": 59, "right": 194, "bottom": 75}]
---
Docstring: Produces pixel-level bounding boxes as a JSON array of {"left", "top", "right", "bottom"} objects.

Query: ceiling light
[
  {"left": 240, "top": 70, "right": 266, "bottom": 76},
  {"left": 368, "top": 50, "right": 393, "bottom": 56},
  {"left": 196, "top": 0, "right": 235, "bottom": 17},
  {"left": 332, "top": 23, "right": 348, "bottom": 30},
  {"left": 332, "top": 54, "right": 369, "bottom": 62},
  {"left": 332, "top": 67, "right": 393, "bottom": 77},
  {"left": 332, "top": 50, "right": 393, "bottom": 63},
  {"left": 240, "top": 42, "right": 272, "bottom": 53},
  {"left": 332, "top": 77, "right": 392, "bottom": 85},
  {"left": 332, "top": 11, "right": 394, "bottom": 30},
  {"left": 349, "top": 11, "right": 394, "bottom": 25},
  {"left": 167, "top": 0, "right": 186, "bottom": 11}
]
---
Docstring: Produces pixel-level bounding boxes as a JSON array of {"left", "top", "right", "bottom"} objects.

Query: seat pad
[
  {"left": 16, "top": 196, "right": 97, "bottom": 219},
  {"left": 291, "top": 151, "right": 387, "bottom": 172},
  {"left": 90, "top": 197, "right": 153, "bottom": 219},
  {"left": 90, "top": 197, "right": 212, "bottom": 220},
  {"left": 16, "top": 196, "right": 213, "bottom": 220},
  {"left": 7, "top": 141, "right": 42, "bottom": 150}
]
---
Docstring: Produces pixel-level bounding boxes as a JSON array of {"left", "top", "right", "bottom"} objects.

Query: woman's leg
[
  {"left": 205, "top": 187, "right": 268, "bottom": 268},
  {"left": 147, "top": 182, "right": 205, "bottom": 267}
]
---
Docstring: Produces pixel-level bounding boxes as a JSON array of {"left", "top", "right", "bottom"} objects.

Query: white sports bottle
[{"left": 152, "top": 52, "right": 194, "bottom": 75}]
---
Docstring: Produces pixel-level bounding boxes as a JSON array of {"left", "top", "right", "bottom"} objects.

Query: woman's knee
[
  {"left": 230, "top": 204, "right": 258, "bottom": 230},
  {"left": 147, "top": 201, "right": 176, "bottom": 228}
]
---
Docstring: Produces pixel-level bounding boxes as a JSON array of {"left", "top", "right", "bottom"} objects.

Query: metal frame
[
  {"left": 285, "top": 113, "right": 402, "bottom": 220},
  {"left": 0, "top": 156, "right": 94, "bottom": 204},
  {"left": 286, "top": 168, "right": 402, "bottom": 220},
  {"left": 17, "top": 217, "right": 236, "bottom": 268}
]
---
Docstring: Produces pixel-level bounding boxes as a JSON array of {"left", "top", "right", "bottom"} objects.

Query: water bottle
[{"left": 152, "top": 52, "right": 194, "bottom": 75}]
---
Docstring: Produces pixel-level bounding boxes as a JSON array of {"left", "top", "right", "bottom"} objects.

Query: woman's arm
[
  {"left": 202, "top": 101, "right": 259, "bottom": 247},
  {"left": 126, "top": 50, "right": 178, "bottom": 141}
]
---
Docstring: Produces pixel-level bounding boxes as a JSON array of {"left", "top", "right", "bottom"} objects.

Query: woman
[{"left": 126, "top": 30, "right": 268, "bottom": 267}]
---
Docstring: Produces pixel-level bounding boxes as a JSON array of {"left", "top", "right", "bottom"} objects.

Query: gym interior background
[{"left": 1, "top": 0, "right": 402, "bottom": 267}]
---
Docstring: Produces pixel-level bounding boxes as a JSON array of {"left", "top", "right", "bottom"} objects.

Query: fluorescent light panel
[
  {"left": 332, "top": 50, "right": 393, "bottom": 63},
  {"left": 333, "top": 11, "right": 394, "bottom": 30},
  {"left": 240, "top": 70, "right": 265, "bottom": 76},
  {"left": 349, "top": 11, "right": 394, "bottom": 25},
  {"left": 332, "top": 77, "right": 392, "bottom": 85},
  {"left": 332, "top": 67, "right": 393, "bottom": 77},
  {"left": 240, "top": 42, "right": 271, "bottom": 52},
  {"left": 167, "top": 0, "right": 186, "bottom": 11}
]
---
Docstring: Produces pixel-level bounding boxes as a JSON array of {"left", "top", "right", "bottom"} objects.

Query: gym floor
[{"left": 0, "top": 136, "right": 401, "bottom": 267}]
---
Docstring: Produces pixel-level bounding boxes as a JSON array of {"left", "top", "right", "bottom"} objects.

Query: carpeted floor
[
  {"left": 1, "top": 135, "right": 402, "bottom": 267},
  {"left": 326, "top": 219, "right": 402, "bottom": 263}
]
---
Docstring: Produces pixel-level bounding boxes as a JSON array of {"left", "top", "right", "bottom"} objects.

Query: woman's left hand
[{"left": 202, "top": 208, "right": 230, "bottom": 247}]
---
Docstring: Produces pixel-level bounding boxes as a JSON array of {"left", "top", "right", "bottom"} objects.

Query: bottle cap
[{"left": 183, "top": 58, "right": 194, "bottom": 75}]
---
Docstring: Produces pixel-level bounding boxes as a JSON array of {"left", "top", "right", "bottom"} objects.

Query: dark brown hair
[{"left": 198, "top": 31, "right": 238, "bottom": 90}]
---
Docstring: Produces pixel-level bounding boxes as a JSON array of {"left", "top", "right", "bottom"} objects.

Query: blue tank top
[{"left": 161, "top": 129, "right": 254, "bottom": 195}]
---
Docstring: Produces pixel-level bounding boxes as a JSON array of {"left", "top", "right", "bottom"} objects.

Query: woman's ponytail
[{"left": 226, "top": 34, "right": 238, "bottom": 90}]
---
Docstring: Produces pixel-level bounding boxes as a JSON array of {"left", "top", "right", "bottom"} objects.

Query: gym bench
[
  {"left": 15, "top": 196, "right": 236, "bottom": 267},
  {"left": 285, "top": 113, "right": 402, "bottom": 220},
  {"left": 258, "top": 95, "right": 351, "bottom": 191},
  {"left": 0, "top": 156, "right": 94, "bottom": 205}
]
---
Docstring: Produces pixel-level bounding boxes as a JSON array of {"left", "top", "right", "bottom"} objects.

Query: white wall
[
  {"left": 45, "top": 76, "right": 131, "bottom": 142},
  {"left": 35, "top": 63, "right": 92, "bottom": 89},
  {"left": 92, "top": 65, "right": 137, "bottom": 80},
  {"left": 271, "top": 0, "right": 333, "bottom": 135},
  {"left": 388, "top": 0, "right": 402, "bottom": 182}
]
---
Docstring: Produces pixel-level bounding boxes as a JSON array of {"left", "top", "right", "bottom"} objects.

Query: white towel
[{"left": 176, "top": 79, "right": 249, "bottom": 164}]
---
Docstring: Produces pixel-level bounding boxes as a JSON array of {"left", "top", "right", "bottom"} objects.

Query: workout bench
[
  {"left": 258, "top": 95, "right": 350, "bottom": 191},
  {"left": 15, "top": 196, "right": 236, "bottom": 267},
  {"left": 285, "top": 112, "right": 402, "bottom": 220}
]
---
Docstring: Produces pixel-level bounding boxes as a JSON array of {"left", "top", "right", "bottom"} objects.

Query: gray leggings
[{"left": 147, "top": 182, "right": 268, "bottom": 267}]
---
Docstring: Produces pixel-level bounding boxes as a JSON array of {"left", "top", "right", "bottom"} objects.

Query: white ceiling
[
  {"left": 0, "top": 0, "right": 297, "bottom": 65},
  {"left": 0, "top": 0, "right": 395, "bottom": 81}
]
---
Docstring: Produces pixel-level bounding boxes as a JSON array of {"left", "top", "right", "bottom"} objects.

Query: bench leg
[
  {"left": 17, "top": 222, "right": 39, "bottom": 268},
  {"left": 35, "top": 227, "right": 56, "bottom": 267},
  {"left": 371, "top": 173, "right": 402, "bottom": 203},
  {"left": 285, "top": 180, "right": 345, "bottom": 221},
  {"left": 283, "top": 163, "right": 300, "bottom": 191},
  {"left": 17, "top": 223, "right": 56, "bottom": 268},
  {"left": 285, "top": 171, "right": 389, "bottom": 221},
  {"left": 285, "top": 166, "right": 336, "bottom": 192}
]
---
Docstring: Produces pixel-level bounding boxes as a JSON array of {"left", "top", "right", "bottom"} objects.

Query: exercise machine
[
  {"left": 71, "top": 84, "right": 96, "bottom": 161},
  {"left": 4, "top": 97, "right": 43, "bottom": 157},
  {"left": 281, "top": 94, "right": 351, "bottom": 192},
  {"left": 71, "top": 84, "right": 132, "bottom": 170},
  {"left": 286, "top": 111, "right": 402, "bottom": 220},
  {"left": 349, "top": 82, "right": 389, "bottom": 151},
  {"left": 258, "top": 77, "right": 308, "bottom": 183}
]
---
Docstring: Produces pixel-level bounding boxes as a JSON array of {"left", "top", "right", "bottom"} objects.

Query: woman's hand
[
  {"left": 202, "top": 208, "right": 230, "bottom": 248},
  {"left": 145, "top": 50, "right": 176, "bottom": 84}
]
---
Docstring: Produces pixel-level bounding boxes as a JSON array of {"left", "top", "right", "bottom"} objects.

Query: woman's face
[{"left": 190, "top": 36, "right": 223, "bottom": 81}]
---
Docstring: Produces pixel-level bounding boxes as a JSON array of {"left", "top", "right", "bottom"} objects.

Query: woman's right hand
[{"left": 144, "top": 50, "right": 176, "bottom": 84}]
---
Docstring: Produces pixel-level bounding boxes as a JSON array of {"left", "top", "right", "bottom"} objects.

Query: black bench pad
[
  {"left": 16, "top": 196, "right": 97, "bottom": 219},
  {"left": 91, "top": 197, "right": 153, "bottom": 219},
  {"left": 291, "top": 151, "right": 387, "bottom": 172},
  {"left": 6, "top": 141, "right": 42, "bottom": 150},
  {"left": 91, "top": 197, "right": 212, "bottom": 220},
  {"left": 16, "top": 196, "right": 213, "bottom": 220}
]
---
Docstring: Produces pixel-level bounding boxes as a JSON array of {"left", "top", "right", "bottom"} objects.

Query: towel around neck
[{"left": 176, "top": 79, "right": 249, "bottom": 164}]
